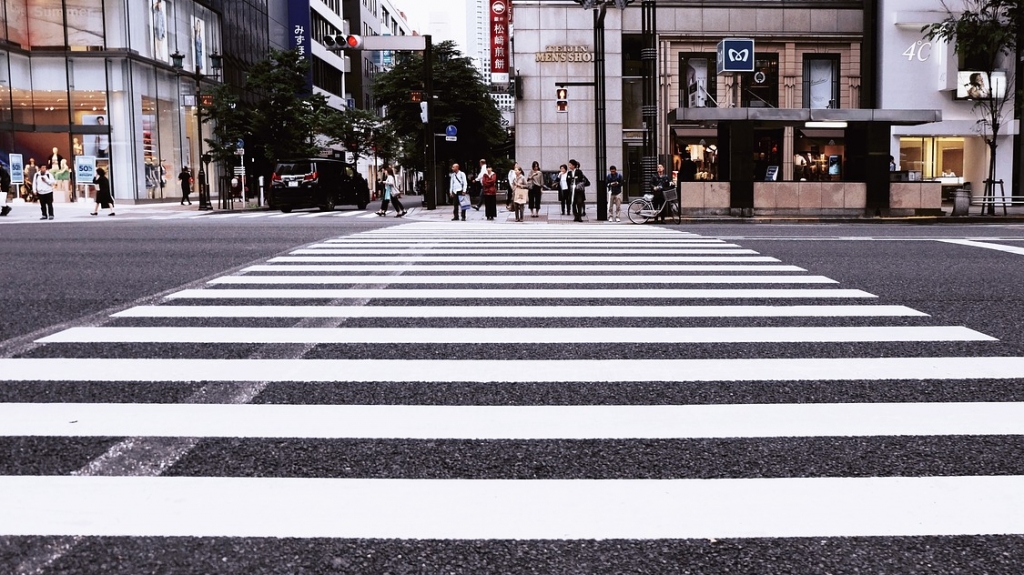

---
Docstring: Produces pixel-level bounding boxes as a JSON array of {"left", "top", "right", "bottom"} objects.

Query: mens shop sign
[
  {"left": 717, "top": 38, "right": 755, "bottom": 74},
  {"left": 536, "top": 46, "right": 595, "bottom": 63}
]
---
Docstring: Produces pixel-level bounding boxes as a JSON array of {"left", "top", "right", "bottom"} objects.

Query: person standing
[
  {"left": 33, "top": 163, "right": 56, "bottom": 220},
  {"left": 527, "top": 161, "right": 544, "bottom": 218},
  {"left": 449, "top": 163, "right": 468, "bottom": 221},
  {"left": 512, "top": 165, "right": 529, "bottom": 222},
  {"left": 472, "top": 158, "right": 488, "bottom": 210},
  {"left": 557, "top": 164, "right": 570, "bottom": 215},
  {"left": 0, "top": 163, "right": 12, "bottom": 216},
  {"left": 385, "top": 167, "right": 406, "bottom": 217},
  {"left": 567, "top": 159, "right": 589, "bottom": 222},
  {"left": 607, "top": 165, "right": 624, "bottom": 222},
  {"left": 178, "top": 167, "right": 193, "bottom": 205},
  {"left": 650, "top": 163, "right": 673, "bottom": 224},
  {"left": 480, "top": 165, "right": 498, "bottom": 220},
  {"left": 505, "top": 161, "right": 519, "bottom": 210},
  {"left": 90, "top": 167, "right": 115, "bottom": 216}
]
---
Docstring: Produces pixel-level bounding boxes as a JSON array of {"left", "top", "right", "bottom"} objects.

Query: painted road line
[
  {"left": 267, "top": 212, "right": 302, "bottom": 218},
  {"left": 210, "top": 275, "right": 837, "bottom": 285},
  {"left": 297, "top": 211, "right": 339, "bottom": 218},
  {"left": 38, "top": 326, "right": 992, "bottom": 345},
  {"left": 322, "top": 239, "right": 732, "bottom": 245},
  {"left": 290, "top": 248, "right": 761, "bottom": 255},
  {"left": 239, "top": 213, "right": 271, "bottom": 218},
  {"left": 4, "top": 402, "right": 1022, "bottom": 439},
  {"left": 938, "top": 239, "right": 1024, "bottom": 256},
  {"left": 2, "top": 357, "right": 1023, "bottom": 383},
  {"left": 335, "top": 210, "right": 366, "bottom": 217},
  {"left": 243, "top": 264, "right": 808, "bottom": 272},
  {"left": 1, "top": 475, "right": 1022, "bottom": 538},
  {"left": 112, "top": 304, "right": 928, "bottom": 319},
  {"left": 268, "top": 256, "right": 782, "bottom": 263},
  {"left": 165, "top": 288, "right": 875, "bottom": 300}
]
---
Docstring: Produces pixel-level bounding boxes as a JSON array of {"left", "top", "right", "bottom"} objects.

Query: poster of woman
[
  {"left": 151, "top": 0, "right": 169, "bottom": 62},
  {"left": 192, "top": 16, "right": 206, "bottom": 73}
]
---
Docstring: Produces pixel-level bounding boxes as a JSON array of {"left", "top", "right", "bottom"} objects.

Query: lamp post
[{"left": 171, "top": 50, "right": 223, "bottom": 211}]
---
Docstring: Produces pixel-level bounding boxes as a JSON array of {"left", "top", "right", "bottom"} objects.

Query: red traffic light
[{"left": 345, "top": 35, "right": 363, "bottom": 49}]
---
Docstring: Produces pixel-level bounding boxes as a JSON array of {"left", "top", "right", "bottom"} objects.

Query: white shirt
[
  {"left": 34, "top": 171, "right": 55, "bottom": 194},
  {"left": 559, "top": 171, "right": 568, "bottom": 190},
  {"left": 507, "top": 169, "right": 517, "bottom": 188},
  {"left": 449, "top": 170, "right": 467, "bottom": 193}
]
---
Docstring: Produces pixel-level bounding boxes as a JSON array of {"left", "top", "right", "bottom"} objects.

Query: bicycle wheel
[
  {"left": 669, "top": 200, "right": 681, "bottom": 224},
  {"left": 627, "top": 199, "right": 651, "bottom": 224}
]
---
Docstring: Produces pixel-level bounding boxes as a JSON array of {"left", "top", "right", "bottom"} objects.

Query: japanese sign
[
  {"left": 288, "top": 0, "right": 313, "bottom": 92},
  {"left": 490, "top": 0, "right": 510, "bottom": 84},
  {"left": 716, "top": 38, "right": 755, "bottom": 74}
]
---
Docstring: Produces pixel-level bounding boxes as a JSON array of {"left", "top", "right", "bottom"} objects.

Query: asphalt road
[{"left": 1, "top": 216, "right": 1024, "bottom": 574}]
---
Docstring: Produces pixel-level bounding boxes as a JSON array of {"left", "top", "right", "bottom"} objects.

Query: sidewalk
[{"left": 0, "top": 198, "right": 243, "bottom": 223}]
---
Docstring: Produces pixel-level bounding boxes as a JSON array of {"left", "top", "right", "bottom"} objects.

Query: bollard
[{"left": 951, "top": 189, "right": 970, "bottom": 216}]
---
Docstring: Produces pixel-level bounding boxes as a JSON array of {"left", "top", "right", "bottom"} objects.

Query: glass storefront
[
  {"left": 0, "top": 0, "right": 221, "bottom": 204},
  {"left": 899, "top": 136, "right": 965, "bottom": 180}
]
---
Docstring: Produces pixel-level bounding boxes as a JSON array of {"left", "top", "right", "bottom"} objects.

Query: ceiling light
[{"left": 805, "top": 121, "right": 847, "bottom": 128}]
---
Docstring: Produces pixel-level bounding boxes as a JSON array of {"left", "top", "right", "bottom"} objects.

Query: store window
[
  {"left": 67, "top": 0, "right": 104, "bottom": 51},
  {"left": 795, "top": 128, "right": 846, "bottom": 181},
  {"left": 672, "top": 134, "right": 720, "bottom": 181},
  {"left": 5, "top": 1, "right": 28, "bottom": 48},
  {"left": 741, "top": 54, "right": 778, "bottom": 108},
  {"left": 679, "top": 53, "right": 717, "bottom": 108},
  {"left": 899, "top": 137, "right": 964, "bottom": 180},
  {"left": 0, "top": 51, "right": 12, "bottom": 124},
  {"left": 803, "top": 55, "right": 840, "bottom": 109}
]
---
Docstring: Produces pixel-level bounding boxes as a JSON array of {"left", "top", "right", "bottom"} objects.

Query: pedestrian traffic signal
[
  {"left": 323, "top": 34, "right": 363, "bottom": 51},
  {"left": 556, "top": 87, "right": 568, "bottom": 113},
  {"left": 419, "top": 101, "right": 429, "bottom": 123}
]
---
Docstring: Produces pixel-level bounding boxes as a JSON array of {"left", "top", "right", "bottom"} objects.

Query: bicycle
[{"left": 627, "top": 188, "right": 680, "bottom": 224}]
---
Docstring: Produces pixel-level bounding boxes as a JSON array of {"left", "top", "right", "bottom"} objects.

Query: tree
[
  {"left": 200, "top": 83, "right": 249, "bottom": 167},
  {"left": 243, "top": 49, "right": 336, "bottom": 162},
  {"left": 925, "top": 0, "right": 1020, "bottom": 213},
  {"left": 372, "top": 41, "right": 507, "bottom": 174},
  {"left": 324, "top": 107, "right": 384, "bottom": 163}
]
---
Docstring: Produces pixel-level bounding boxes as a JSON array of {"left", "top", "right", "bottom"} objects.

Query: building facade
[
  {"left": 511, "top": 0, "right": 980, "bottom": 217},
  {"left": 0, "top": 0, "right": 274, "bottom": 205}
]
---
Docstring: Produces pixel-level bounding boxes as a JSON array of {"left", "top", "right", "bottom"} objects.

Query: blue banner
[
  {"left": 717, "top": 38, "right": 755, "bottom": 74},
  {"left": 288, "top": 0, "right": 313, "bottom": 93},
  {"left": 9, "top": 154, "right": 24, "bottom": 184}
]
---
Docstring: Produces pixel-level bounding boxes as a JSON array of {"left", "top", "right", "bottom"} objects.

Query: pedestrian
[
  {"left": 375, "top": 172, "right": 391, "bottom": 216},
  {"left": 607, "top": 165, "right": 624, "bottom": 222},
  {"left": 449, "top": 162, "right": 469, "bottom": 221},
  {"left": 567, "top": 159, "right": 590, "bottom": 222},
  {"left": 385, "top": 167, "right": 406, "bottom": 217},
  {"left": 33, "top": 163, "right": 56, "bottom": 220},
  {"left": 557, "top": 164, "right": 570, "bottom": 215},
  {"left": 481, "top": 164, "right": 498, "bottom": 220},
  {"left": 505, "top": 161, "right": 519, "bottom": 210},
  {"left": 650, "top": 163, "right": 673, "bottom": 223},
  {"left": 472, "top": 158, "right": 487, "bottom": 210},
  {"left": 0, "top": 163, "right": 12, "bottom": 216},
  {"left": 90, "top": 167, "right": 115, "bottom": 216},
  {"left": 528, "top": 161, "right": 544, "bottom": 218},
  {"left": 512, "top": 165, "right": 529, "bottom": 222},
  {"left": 178, "top": 167, "right": 192, "bottom": 205}
]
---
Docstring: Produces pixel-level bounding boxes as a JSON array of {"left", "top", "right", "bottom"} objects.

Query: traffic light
[
  {"left": 419, "top": 101, "right": 429, "bottom": 123},
  {"left": 323, "top": 34, "right": 363, "bottom": 51},
  {"left": 556, "top": 87, "right": 568, "bottom": 113}
]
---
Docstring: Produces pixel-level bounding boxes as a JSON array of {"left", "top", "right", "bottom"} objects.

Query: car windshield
[{"left": 277, "top": 162, "right": 313, "bottom": 176}]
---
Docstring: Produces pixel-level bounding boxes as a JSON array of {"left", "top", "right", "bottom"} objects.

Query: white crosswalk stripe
[{"left": 4, "top": 222, "right": 1024, "bottom": 561}]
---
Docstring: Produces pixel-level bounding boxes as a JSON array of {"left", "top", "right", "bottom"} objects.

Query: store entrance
[{"left": 8, "top": 128, "right": 111, "bottom": 204}]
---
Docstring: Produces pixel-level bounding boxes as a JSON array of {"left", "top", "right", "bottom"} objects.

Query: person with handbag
[
  {"left": 567, "top": 159, "right": 590, "bottom": 222},
  {"left": 449, "top": 163, "right": 468, "bottom": 221},
  {"left": 512, "top": 166, "right": 529, "bottom": 222},
  {"left": 385, "top": 167, "right": 406, "bottom": 217},
  {"left": 527, "top": 161, "right": 544, "bottom": 218},
  {"left": 90, "top": 167, "right": 115, "bottom": 216},
  {"left": 480, "top": 165, "right": 498, "bottom": 220}
]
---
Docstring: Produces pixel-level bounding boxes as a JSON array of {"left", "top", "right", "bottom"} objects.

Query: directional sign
[
  {"left": 717, "top": 38, "right": 755, "bottom": 74},
  {"left": 445, "top": 125, "right": 457, "bottom": 137}
]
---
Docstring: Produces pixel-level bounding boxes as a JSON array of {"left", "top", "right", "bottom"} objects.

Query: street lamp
[{"left": 171, "top": 50, "right": 223, "bottom": 211}]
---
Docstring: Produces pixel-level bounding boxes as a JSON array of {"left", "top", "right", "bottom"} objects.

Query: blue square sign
[{"left": 717, "top": 38, "right": 755, "bottom": 74}]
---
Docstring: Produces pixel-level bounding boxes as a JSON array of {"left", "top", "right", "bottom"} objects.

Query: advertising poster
[
  {"left": 192, "top": 16, "right": 206, "bottom": 73},
  {"left": 81, "top": 114, "right": 109, "bottom": 157},
  {"left": 808, "top": 59, "right": 834, "bottom": 109},
  {"left": 10, "top": 154, "right": 24, "bottom": 184},
  {"left": 489, "top": 0, "right": 509, "bottom": 84},
  {"left": 75, "top": 156, "right": 97, "bottom": 184},
  {"left": 687, "top": 59, "right": 708, "bottom": 108},
  {"left": 151, "top": 0, "right": 170, "bottom": 62}
]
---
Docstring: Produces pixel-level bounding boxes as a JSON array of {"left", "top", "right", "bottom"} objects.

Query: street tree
[
  {"left": 372, "top": 41, "right": 507, "bottom": 174},
  {"left": 925, "top": 0, "right": 1021, "bottom": 211},
  {"left": 324, "top": 107, "right": 384, "bottom": 163},
  {"left": 200, "top": 83, "right": 249, "bottom": 167}
]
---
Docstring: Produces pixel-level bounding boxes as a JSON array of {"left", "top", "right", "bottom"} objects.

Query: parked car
[{"left": 269, "top": 158, "right": 369, "bottom": 212}]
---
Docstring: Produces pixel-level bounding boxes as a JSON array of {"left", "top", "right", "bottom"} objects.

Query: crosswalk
[{"left": 2, "top": 222, "right": 1023, "bottom": 570}]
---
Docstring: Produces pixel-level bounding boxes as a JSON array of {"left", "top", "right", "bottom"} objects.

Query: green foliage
[
  {"left": 323, "top": 107, "right": 383, "bottom": 162},
  {"left": 372, "top": 40, "right": 507, "bottom": 173},
  {"left": 200, "top": 84, "right": 248, "bottom": 166},
  {"left": 923, "top": 0, "right": 1018, "bottom": 69},
  {"left": 244, "top": 49, "right": 335, "bottom": 162}
]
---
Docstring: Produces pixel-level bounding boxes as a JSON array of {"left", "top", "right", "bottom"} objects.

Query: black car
[{"left": 270, "top": 158, "right": 369, "bottom": 212}]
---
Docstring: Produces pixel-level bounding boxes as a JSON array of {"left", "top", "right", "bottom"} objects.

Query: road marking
[
  {"left": 243, "top": 264, "right": 807, "bottom": 272},
  {"left": 1, "top": 357, "right": 1022, "bottom": 382},
  {"left": 267, "top": 212, "right": 301, "bottom": 218},
  {"left": 269, "top": 255, "right": 782, "bottom": 263},
  {"left": 297, "top": 211, "right": 338, "bottom": 218},
  {"left": 336, "top": 210, "right": 366, "bottom": 217},
  {"left": 38, "top": 325, "right": 991, "bottom": 345},
  {"left": 4, "top": 402, "right": 1022, "bottom": 439},
  {"left": 165, "top": 288, "right": 876, "bottom": 299},
  {"left": 322, "top": 239, "right": 732, "bottom": 245},
  {"left": 239, "top": 213, "right": 270, "bottom": 218},
  {"left": 291, "top": 248, "right": 761, "bottom": 255},
  {"left": 938, "top": 239, "right": 1024, "bottom": 256},
  {"left": 2, "top": 475, "right": 1022, "bottom": 538},
  {"left": 113, "top": 304, "right": 927, "bottom": 319},
  {"left": 210, "top": 275, "right": 836, "bottom": 285}
]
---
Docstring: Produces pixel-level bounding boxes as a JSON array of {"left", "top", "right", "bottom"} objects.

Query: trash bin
[{"left": 952, "top": 188, "right": 970, "bottom": 216}]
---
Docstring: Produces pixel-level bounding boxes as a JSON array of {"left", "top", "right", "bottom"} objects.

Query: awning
[{"left": 673, "top": 107, "right": 942, "bottom": 126}]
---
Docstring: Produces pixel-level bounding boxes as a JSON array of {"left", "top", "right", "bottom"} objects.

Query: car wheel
[
  {"left": 319, "top": 197, "right": 336, "bottom": 212},
  {"left": 357, "top": 202, "right": 367, "bottom": 210},
  {"left": 280, "top": 207, "right": 292, "bottom": 213}
]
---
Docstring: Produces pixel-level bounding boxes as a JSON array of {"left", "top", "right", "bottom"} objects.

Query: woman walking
[
  {"left": 527, "top": 161, "right": 544, "bottom": 218},
  {"left": 385, "top": 167, "right": 406, "bottom": 217},
  {"left": 512, "top": 166, "right": 529, "bottom": 222},
  {"left": 481, "top": 165, "right": 498, "bottom": 220},
  {"left": 90, "top": 167, "right": 115, "bottom": 216},
  {"left": 178, "top": 167, "right": 192, "bottom": 205}
]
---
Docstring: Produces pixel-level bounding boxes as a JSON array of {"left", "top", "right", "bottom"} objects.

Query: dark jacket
[
  {"left": 607, "top": 171, "right": 623, "bottom": 195},
  {"left": 568, "top": 168, "right": 589, "bottom": 203}
]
